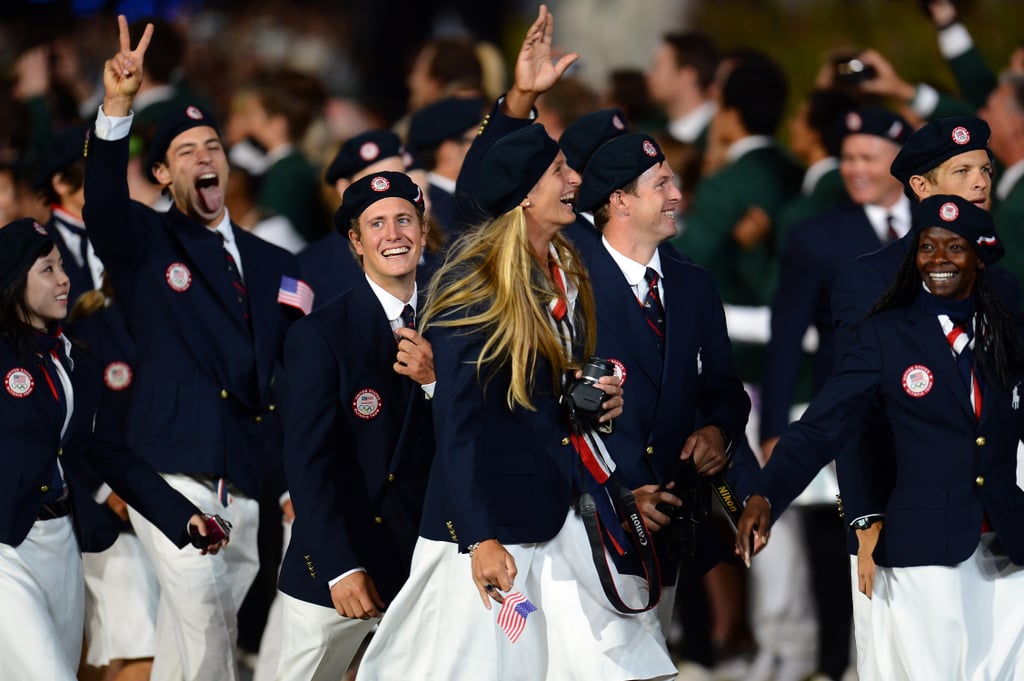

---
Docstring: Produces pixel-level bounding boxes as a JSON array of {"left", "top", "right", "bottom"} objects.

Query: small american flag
[
  {"left": 497, "top": 591, "right": 537, "bottom": 644},
  {"left": 277, "top": 276, "right": 314, "bottom": 315}
]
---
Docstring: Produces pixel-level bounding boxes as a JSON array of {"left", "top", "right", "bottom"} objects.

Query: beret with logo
[
  {"left": 0, "top": 218, "right": 55, "bottom": 291},
  {"left": 577, "top": 133, "right": 666, "bottom": 213},
  {"left": 839, "top": 106, "right": 912, "bottom": 146},
  {"left": 334, "top": 171, "right": 425, "bottom": 232},
  {"left": 560, "top": 108, "right": 629, "bottom": 173},
  {"left": 145, "top": 104, "right": 221, "bottom": 183},
  {"left": 912, "top": 193, "right": 1003, "bottom": 265},
  {"left": 891, "top": 117, "right": 991, "bottom": 185},
  {"left": 325, "top": 129, "right": 409, "bottom": 186}
]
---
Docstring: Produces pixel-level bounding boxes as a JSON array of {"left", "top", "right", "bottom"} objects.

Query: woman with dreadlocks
[{"left": 737, "top": 194, "right": 1024, "bottom": 680}]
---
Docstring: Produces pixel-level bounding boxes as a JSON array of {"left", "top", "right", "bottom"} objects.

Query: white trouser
[
  {"left": 253, "top": 517, "right": 292, "bottom": 681},
  {"left": 275, "top": 591, "right": 378, "bottom": 681},
  {"left": 128, "top": 473, "right": 260, "bottom": 681},
  {"left": 868, "top": 534, "right": 1024, "bottom": 681},
  {"left": 0, "top": 517, "right": 83, "bottom": 681}
]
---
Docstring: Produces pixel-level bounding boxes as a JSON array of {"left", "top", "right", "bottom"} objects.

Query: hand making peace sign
[{"left": 102, "top": 15, "right": 154, "bottom": 117}]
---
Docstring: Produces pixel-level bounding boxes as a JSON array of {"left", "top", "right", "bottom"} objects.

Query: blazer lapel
[
  {"left": 902, "top": 305, "right": 974, "bottom": 421},
  {"left": 235, "top": 229, "right": 279, "bottom": 398}
]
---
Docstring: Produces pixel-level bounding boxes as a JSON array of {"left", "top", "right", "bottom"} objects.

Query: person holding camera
[
  {"left": 573, "top": 132, "right": 752, "bottom": 633},
  {"left": 737, "top": 195, "right": 1024, "bottom": 680},
  {"left": 0, "top": 217, "right": 226, "bottom": 681},
  {"left": 355, "top": 121, "right": 675, "bottom": 680}
]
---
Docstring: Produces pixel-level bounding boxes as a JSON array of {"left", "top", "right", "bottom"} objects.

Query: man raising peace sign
[{"left": 84, "top": 17, "right": 301, "bottom": 681}]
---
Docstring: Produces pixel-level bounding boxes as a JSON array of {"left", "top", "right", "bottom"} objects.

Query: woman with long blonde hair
[{"left": 356, "top": 124, "right": 676, "bottom": 680}]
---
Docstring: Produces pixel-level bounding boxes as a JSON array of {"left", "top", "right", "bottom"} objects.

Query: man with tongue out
[{"left": 82, "top": 17, "right": 301, "bottom": 681}]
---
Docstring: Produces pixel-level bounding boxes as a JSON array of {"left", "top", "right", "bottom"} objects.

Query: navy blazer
[
  {"left": 47, "top": 214, "right": 96, "bottom": 306},
  {"left": 569, "top": 229, "right": 752, "bottom": 578},
  {"left": 83, "top": 131, "right": 299, "bottom": 498},
  {"left": 277, "top": 279, "right": 434, "bottom": 606},
  {"left": 830, "top": 236, "right": 1022, "bottom": 532},
  {"left": 297, "top": 231, "right": 363, "bottom": 312},
  {"left": 758, "top": 301, "right": 1024, "bottom": 567},
  {"left": 418, "top": 296, "right": 590, "bottom": 551},
  {"left": 761, "top": 204, "right": 884, "bottom": 441},
  {"left": 0, "top": 337, "right": 197, "bottom": 549}
]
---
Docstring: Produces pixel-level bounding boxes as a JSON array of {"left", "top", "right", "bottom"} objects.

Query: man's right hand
[
  {"left": 856, "top": 521, "right": 883, "bottom": 599},
  {"left": 102, "top": 15, "right": 153, "bottom": 117},
  {"left": 734, "top": 494, "right": 771, "bottom": 567},
  {"left": 631, "top": 484, "right": 680, "bottom": 533},
  {"left": 330, "top": 571, "right": 385, "bottom": 620}
]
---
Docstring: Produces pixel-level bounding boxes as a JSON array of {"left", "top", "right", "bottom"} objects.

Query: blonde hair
[{"left": 421, "top": 207, "right": 596, "bottom": 410}]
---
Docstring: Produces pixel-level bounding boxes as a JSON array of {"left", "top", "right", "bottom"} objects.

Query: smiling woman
[{"left": 736, "top": 194, "right": 1024, "bottom": 680}]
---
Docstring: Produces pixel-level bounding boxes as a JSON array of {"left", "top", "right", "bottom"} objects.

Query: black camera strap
[{"left": 569, "top": 420, "right": 662, "bottom": 615}]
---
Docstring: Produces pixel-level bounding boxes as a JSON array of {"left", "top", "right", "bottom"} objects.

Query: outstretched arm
[{"left": 503, "top": 4, "right": 579, "bottom": 118}]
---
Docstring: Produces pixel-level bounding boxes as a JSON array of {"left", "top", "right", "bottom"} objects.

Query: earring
[{"left": 522, "top": 198, "right": 532, "bottom": 208}]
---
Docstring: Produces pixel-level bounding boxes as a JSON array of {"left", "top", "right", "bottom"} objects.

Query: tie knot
[
  {"left": 644, "top": 267, "right": 659, "bottom": 287},
  {"left": 400, "top": 304, "right": 416, "bottom": 330}
]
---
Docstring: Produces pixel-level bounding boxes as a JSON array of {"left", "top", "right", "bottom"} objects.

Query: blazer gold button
[
  {"left": 254, "top": 416, "right": 263, "bottom": 424},
  {"left": 645, "top": 446, "right": 655, "bottom": 456},
  {"left": 387, "top": 473, "right": 395, "bottom": 482},
  {"left": 976, "top": 436, "right": 986, "bottom": 447},
  {"left": 57, "top": 448, "right": 63, "bottom": 456},
  {"left": 220, "top": 389, "right": 228, "bottom": 399},
  {"left": 268, "top": 403, "right": 276, "bottom": 411},
  {"left": 40, "top": 485, "right": 49, "bottom": 493},
  {"left": 975, "top": 476, "right": 985, "bottom": 487},
  {"left": 374, "top": 516, "right": 383, "bottom": 524},
  {"left": 561, "top": 437, "right": 570, "bottom": 446}
]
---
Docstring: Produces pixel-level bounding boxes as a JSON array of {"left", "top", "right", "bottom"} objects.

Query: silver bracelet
[{"left": 466, "top": 542, "right": 481, "bottom": 556}]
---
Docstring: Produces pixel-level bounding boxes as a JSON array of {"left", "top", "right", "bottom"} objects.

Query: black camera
[
  {"left": 655, "top": 459, "right": 708, "bottom": 564},
  {"left": 833, "top": 55, "right": 877, "bottom": 84},
  {"left": 564, "top": 356, "right": 615, "bottom": 425}
]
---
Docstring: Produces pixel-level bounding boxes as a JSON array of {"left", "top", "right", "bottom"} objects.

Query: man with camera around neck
[{"left": 573, "top": 132, "right": 753, "bottom": 634}]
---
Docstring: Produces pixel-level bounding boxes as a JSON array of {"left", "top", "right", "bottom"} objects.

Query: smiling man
[
  {"left": 274, "top": 171, "right": 436, "bottom": 681},
  {"left": 83, "top": 18, "right": 300, "bottom": 681},
  {"left": 574, "top": 133, "right": 752, "bottom": 637}
]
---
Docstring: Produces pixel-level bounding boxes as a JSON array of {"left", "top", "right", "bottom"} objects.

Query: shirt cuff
[
  {"left": 937, "top": 23, "right": 973, "bottom": 59},
  {"left": 421, "top": 381, "right": 436, "bottom": 399},
  {"left": 95, "top": 105, "right": 134, "bottom": 141},
  {"left": 93, "top": 483, "right": 113, "bottom": 505},
  {"left": 328, "top": 567, "right": 366, "bottom": 589},
  {"left": 278, "top": 491, "right": 291, "bottom": 508},
  {"left": 850, "top": 513, "right": 884, "bottom": 529},
  {"left": 909, "top": 83, "right": 940, "bottom": 119}
]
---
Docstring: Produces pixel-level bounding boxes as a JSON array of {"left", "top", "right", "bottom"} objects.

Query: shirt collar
[
  {"left": 428, "top": 172, "right": 457, "bottom": 194},
  {"left": 365, "top": 275, "right": 417, "bottom": 322},
  {"left": 863, "top": 195, "right": 912, "bottom": 241},
  {"left": 263, "top": 143, "right": 294, "bottom": 167},
  {"left": 601, "top": 236, "right": 663, "bottom": 287},
  {"left": 667, "top": 101, "right": 717, "bottom": 143},
  {"left": 726, "top": 135, "right": 774, "bottom": 164},
  {"left": 210, "top": 209, "right": 234, "bottom": 244},
  {"left": 997, "top": 159, "right": 1024, "bottom": 203},
  {"left": 802, "top": 157, "right": 839, "bottom": 195}
]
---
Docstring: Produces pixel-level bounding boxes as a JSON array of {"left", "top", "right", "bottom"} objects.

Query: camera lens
[{"left": 580, "top": 357, "right": 615, "bottom": 384}]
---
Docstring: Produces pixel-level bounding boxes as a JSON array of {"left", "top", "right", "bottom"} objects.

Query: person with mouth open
[
  {"left": 737, "top": 194, "right": 1024, "bottom": 680},
  {"left": 82, "top": 17, "right": 301, "bottom": 681}
]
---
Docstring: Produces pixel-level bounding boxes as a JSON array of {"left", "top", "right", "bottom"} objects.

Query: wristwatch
[{"left": 852, "top": 515, "right": 883, "bottom": 531}]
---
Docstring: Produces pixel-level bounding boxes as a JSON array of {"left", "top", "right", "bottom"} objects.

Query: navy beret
[
  {"left": 33, "top": 126, "right": 88, "bottom": 190},
  {"left": 839, "top": 107, "right": 911, "bottom": 147},
  {"left": 407, "top": 97, "right": 485, "bottom": 153},
  {"left": 476, "top": 124, "right": 561, "bottom": 217},
  {"left": 912, "top": 194, "right": 1003, "bottom": 265},
  {"left": 560, "top": 108, "right": 629, "bottom": 173},
  {"left": 0, "top": 218, "right": 55, "bottom": 291},
  {"left": 334, "top": 171, "right": 425, "bottom": 233},
  {"left": 145, "top": 104, "right": 221, "bottom": 183},
  {"left": 577, "top": 133, "right": 666, "bottom": 213},
  {"left": 890, "top": 117, "right": 991, "bottom": 185},
  {"left": 325, "top": 130, "right": 410, "bottom": 186}
]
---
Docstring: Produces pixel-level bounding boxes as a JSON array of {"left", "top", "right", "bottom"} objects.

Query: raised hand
[
  {"left": 102, "top": 15, "right": 154, "bottom": 116},
  {"left": 504, "top": 4, "right": 579, "bottom": 118}
]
